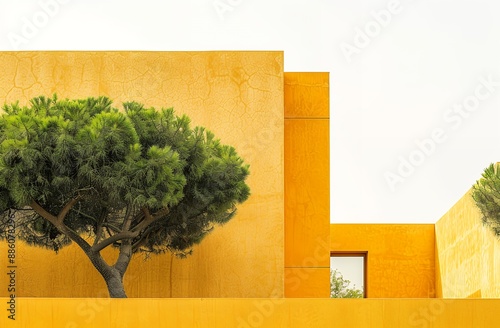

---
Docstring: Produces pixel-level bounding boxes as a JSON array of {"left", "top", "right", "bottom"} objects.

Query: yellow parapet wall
[
  {"left": 331, "top": 224, "right": 436, "bottom": 298},
  {"left": 435, "top": 189, "right": 500, "bottom": 298},
  {"left": 1, "top": 298, "right": 499, "bottom": 327},
  {"left": 0, "top": 51, "right": 284, "bottom": 298}
]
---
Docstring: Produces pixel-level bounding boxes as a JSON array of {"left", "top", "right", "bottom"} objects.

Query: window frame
[{"left": 330, "top": 251, "right": 368, "bottom": 298}]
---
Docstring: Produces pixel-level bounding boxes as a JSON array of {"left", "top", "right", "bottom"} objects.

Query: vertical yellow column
[{"left": 284, "top": 72, "right": 330, "bottom": 297}]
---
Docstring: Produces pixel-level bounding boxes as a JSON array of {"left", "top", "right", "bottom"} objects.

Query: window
[{"left": 330, "top": 252, "right": 367, "bottom": 298}]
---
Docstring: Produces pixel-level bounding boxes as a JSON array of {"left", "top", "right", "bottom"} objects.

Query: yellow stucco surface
[
  {"left": 285, "top": 268, "right": 330, "bottom": 298},
  {"left": 331, "top": 224, "right": 436, "bottom": 298},
  {"left": 284, "top": 119, "right": 330, "bottom": 269},
  {"left": 284, "top": 72, "right": 330, "bottom": 297},
  {"left": 0, "top": 51, "right": 284, "bottom": 298},
  {"left": 2, "top": 298, "right": 500, "bottom": 327},
  {"left": 284, "top": 72, "right": 329, "bottom": 118},
  {"left": 435, "top": 189, "right": 500, "bottom": 298}
]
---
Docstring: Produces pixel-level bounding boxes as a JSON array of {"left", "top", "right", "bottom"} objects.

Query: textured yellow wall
[
  {"left": 435, "top": 189, "right": 500, "bottom": 298},
  {"left": 331, "top": 224, "right": 436, "bottom": 298},
  {"left": 0, "top": 51, "right": 284, "bottom": 298},
  {"left": 284, "top": 72, "right": 330, "bottom": 297},
  {"left": 2, "top": 297, "right": 499, "bottom": 328}
]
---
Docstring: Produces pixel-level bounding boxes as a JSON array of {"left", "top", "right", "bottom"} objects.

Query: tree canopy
[
  {"left": 330, "top": 269, "right": 363, "bottom": 298},
  {"left": 0, "top": 95, "right": 250, "bottom": 297},
  {"left": 472, "top": 163, "right": 500, "bottom": 236}
]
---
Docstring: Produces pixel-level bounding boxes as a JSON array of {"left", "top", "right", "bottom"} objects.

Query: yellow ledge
[{"left": 1, "top": 298, "right": 499, "bottom": 327}]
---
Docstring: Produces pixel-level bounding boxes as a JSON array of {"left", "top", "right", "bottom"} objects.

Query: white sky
[
  {"left": 331, "top": 257, "right": 364, "bottom": 293},
  {"left": 0, "top": 0, "right": 499, "bottom": 223}
]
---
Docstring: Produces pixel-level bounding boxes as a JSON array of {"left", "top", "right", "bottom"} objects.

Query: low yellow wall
[
  {"left": 331, "top": 224, "right": 436, "bottom": 298},
  {"left": 435, "top": 189, "right": 500, "bottom": 298},
  {"left": 0, "top": 51, "right": 284, "bottom": 298},
  {"left": 2, "top": 298, "right": 500, "bottom": 327}
]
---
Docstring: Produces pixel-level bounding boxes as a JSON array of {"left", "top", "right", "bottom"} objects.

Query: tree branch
[
  {"left": 90, "top": 207, "right": 169, "bottom": 253},
  {"left": 30, "top": 201, "right": 58, "bottom": 225},
  {"left": 30, "top": 200, "right": 92, "bottom": 253},
  {"left": 57, "top": 223, "right": 92, "bottom": 253},
  {"left": 30, "top": 195, "right": 81, "bottom": 226},
  {"left": 132, "top": 207, "right": 168, "bottom": 233},
  {"left": 122, "top": 204, "right": 134, "bottom": 232},
  {"left": 73, "top": 209, "right": 99, "bottom": 223},
  {"left": 142, "top": 207, "right": 152, "bottom": 221},
  {"left": 91, "top": 230, "right": 136, "bottom": 252},
  {"left": 114, "top": 239, "right": 132, "bottom": 277},
  {"left": 57, "top": 195, "right": 81, "bottom": 223},
  {"left": 131, "top": 225, "right": 156, "bottom": 252},
  {"left": 103, "top": 222, "right": 122, "bottom": 233},
  {"left": 151, "top": 207, "right": 170, "bottom": 221}
]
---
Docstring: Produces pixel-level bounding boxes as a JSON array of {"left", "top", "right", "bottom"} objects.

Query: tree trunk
[
  {"left": 29, "top": 200, "right": 132, "bottom": 298},
  {"left": 86, "top": 250, "right": 128, "bottom": 298},
  {"left": 103, "top": 268, "right": 127, "bottom": 298}
]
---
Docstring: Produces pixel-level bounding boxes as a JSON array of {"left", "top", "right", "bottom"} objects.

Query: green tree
[
  {"left": 330, "top": 269, "right": 363, "bottom": 298},
  {"left": 472, "top": 163, "right": 500, "bottom": 236},
  {"left": 0, "top": 95, "right": 250, "bottom": 298}
]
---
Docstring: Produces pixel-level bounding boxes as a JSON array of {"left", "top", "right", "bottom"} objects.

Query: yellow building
[{"left": 0, "top": 51, "right": 499, "bottom": 327}]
